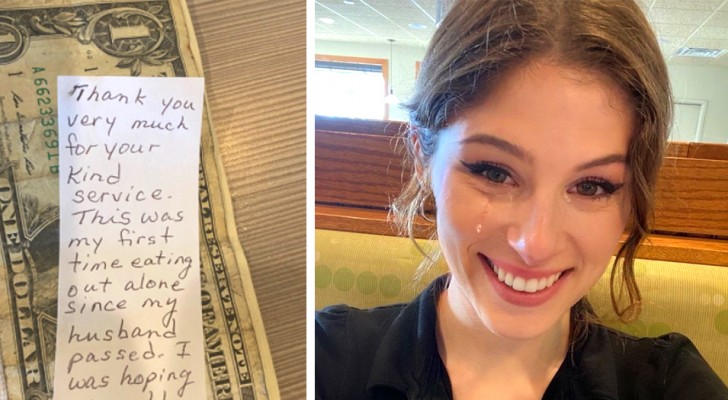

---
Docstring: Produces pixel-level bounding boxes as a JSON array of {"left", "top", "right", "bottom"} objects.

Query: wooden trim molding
[{"left": 315, "top": 205, "right": 728, "bottom": 267}]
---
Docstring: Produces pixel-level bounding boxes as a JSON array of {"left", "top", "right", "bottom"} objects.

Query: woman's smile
[{"left": 480, "top": 253, "right": 572, "bottom": 307}]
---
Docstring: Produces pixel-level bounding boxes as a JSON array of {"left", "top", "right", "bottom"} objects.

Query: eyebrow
[
  {"left": 460, "top": 133, "right": 531, "bottom": 162},
  {"left": 460, "top": 132, "right": 626, "bottom": 170},
  {"left": 575, "top": 154, "right": 626, "bottom": 171}
]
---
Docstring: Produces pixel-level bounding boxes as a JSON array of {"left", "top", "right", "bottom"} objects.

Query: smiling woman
[
  {"left": 429, "top": 61, "right": 634, "bottom": 346},
  {"left": 315, "top": 0, "right": 728, "bottom": 399}
]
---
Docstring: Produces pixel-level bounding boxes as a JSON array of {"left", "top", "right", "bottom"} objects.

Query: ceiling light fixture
[
  {"left": 675, "top": 47, "right": 726, "bottom": 58},
  {"left": 385, "top": 39, "right": 399, "bottom": 105},
  {"left": 408, "top": 22, "right": 427, "bottom": 29},
  {"left": 319, "top": 17, "right": 335, "bottom": 24},
  {"left": 343, "top": 0, "right": 355, "bottom": 4}
]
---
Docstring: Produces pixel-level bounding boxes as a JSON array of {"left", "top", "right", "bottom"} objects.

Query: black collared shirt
[{"left": 316, "top": 276, "right": 728, "bottom": 399}]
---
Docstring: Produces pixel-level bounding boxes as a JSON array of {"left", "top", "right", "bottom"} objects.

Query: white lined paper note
[{"left": 54, "top": 76, "right": 205, "bottom": 400}]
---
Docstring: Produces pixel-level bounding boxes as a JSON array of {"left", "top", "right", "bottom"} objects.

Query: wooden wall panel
[
  {"left": 654, "top": 157, "right": 728, "bottom": 237},
  {"left": 315, "top": 116, "right": 728, "bottom": 267},
  {"left": 687, "top": 142, "right": 728, "bottom": 160},
  {"left": 315, "top": 130, "right": 409, "bottom": 209},
  {"left": 316, "top": 117, "right": 728, "bottom": 238}
]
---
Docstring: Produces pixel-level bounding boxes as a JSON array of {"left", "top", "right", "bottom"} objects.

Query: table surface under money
[{"left": 187, "top": 1, "right": 306, "bottom": 399}]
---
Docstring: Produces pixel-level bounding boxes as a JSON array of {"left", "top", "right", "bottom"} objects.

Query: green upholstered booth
[{"left": 315, "top": 229, "right": 728, "bottom": 383}]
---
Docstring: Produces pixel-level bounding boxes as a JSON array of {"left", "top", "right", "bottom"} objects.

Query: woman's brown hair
[{"left": 392, "top": 0, "right": 672, "bottom": 325}]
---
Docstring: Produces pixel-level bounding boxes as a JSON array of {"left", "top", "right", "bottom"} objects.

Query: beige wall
[
  {"left": 316, "top": 39, "right": 728, "bottom": 143},
  {"left": 670, "top": 64, "right": 728, "bottom": 143}
]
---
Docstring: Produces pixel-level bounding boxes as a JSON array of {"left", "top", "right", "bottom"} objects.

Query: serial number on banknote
[{"left": 32, "top": 67, "right": 60, "bottom": 174}]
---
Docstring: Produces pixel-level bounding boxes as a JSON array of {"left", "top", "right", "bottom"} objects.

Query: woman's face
[{"left": 429, "top": 60, "right": 633, "bottom": 339}]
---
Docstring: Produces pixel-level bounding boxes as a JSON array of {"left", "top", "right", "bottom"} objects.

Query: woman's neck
[{"left": 436, "top": 287, "right": 570, "bottom": 399}]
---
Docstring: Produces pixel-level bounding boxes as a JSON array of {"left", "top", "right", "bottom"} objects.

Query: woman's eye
[
  {"left": 571, "top": 178, "right": 623, "bottom": 199},
  {"left": 484, "top": 168, "right": 508, "bottom": 183},
  {"left": 460, "top": 161, "right": 513, "bottom": 184},
  {"left": 576, "top": 181, "right": 600, "bottom": 196}
]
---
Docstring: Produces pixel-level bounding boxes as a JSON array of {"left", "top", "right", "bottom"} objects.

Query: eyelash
[
  {"left": 460, "top": 160, "right": 514, "bottom": 185},
  {"left": 460, "top": 160, "right": 623, "bottom": 200},
  {"left": 572, "top": 177, "right": 624, "bottom": 200}
]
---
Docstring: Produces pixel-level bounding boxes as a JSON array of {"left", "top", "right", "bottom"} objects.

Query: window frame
[{"left": 315, "top": 54, "right": 390, "bottom": 120}]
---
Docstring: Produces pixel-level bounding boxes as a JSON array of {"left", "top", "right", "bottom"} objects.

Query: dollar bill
[{"left": 0, "top": 1, "right": 279, "bottom": 399}]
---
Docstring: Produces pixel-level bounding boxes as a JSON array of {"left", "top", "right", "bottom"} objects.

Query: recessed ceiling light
[
  {"left": 675, "top": 47, "right": 726, "bottom": 58},
  {"left": 343, "top": 0, "right": 355, "bottom": 4},
  {"left": 409, "top": 22, "right": 427, "bottom": 29},
  {"left": 319, "top": 17, "right": 335, "bottom": 24}
]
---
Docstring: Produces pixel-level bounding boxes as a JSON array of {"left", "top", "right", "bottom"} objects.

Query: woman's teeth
[{"left": 492, "top": 264, "right": 562, "bottom": 293}]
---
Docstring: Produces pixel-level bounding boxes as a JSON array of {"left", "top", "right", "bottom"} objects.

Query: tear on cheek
[
  {"left": 481, "top": 198, "right": 492, "bottom": 216},
  {"left": 475, "top": 200, "right": 491, "bottom": 234}
]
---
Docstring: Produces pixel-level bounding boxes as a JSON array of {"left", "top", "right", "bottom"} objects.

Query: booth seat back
[{"left": 315, "top": 229, "right": 728, "bottom": 384}]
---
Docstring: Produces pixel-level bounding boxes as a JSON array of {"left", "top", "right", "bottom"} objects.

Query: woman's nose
[{"left": 506, "top": 195, "right": 563, "bottom": 267}]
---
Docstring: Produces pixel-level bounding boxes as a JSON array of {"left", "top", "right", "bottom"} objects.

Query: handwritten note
[{"left": 55, "top": 76, "right": 205, "bottom": 400}]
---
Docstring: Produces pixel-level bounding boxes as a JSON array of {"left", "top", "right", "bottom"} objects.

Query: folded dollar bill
[{"left": 0, "top": 1, "right": 279, "bottom": 398}]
